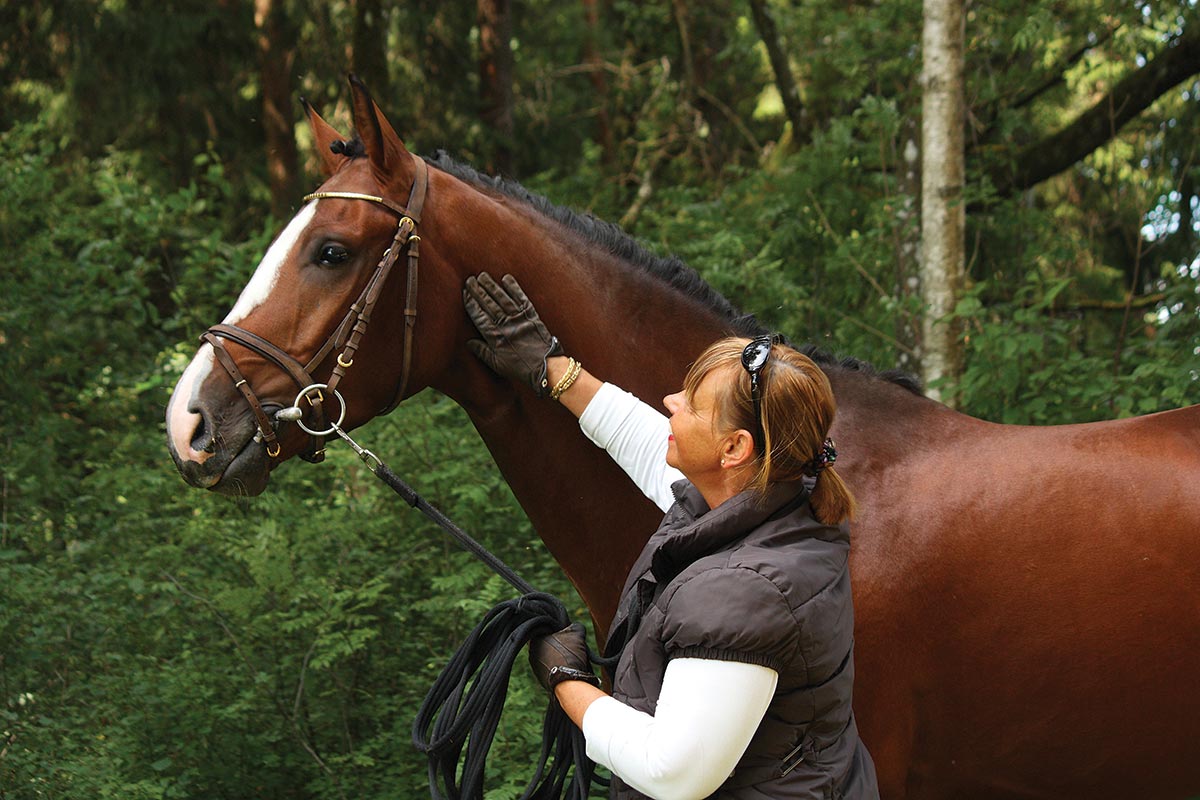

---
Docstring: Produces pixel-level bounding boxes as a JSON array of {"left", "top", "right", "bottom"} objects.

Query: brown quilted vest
[{"left": 601, "top": 479, "right": 879, "bottom": 800}]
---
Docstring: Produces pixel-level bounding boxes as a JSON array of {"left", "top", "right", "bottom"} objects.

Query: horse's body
[{"left": 166, "top": 81, "right": 1200, "bottom": 799}]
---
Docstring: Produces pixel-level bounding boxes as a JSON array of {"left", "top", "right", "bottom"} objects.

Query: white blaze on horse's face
[
  {"left": 165, "top": 202, "right": 319, "bottom": 467},
  {"left": 225, "top": 201, "right": 319, "bottom": 324}
]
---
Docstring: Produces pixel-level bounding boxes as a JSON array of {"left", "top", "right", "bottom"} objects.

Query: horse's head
[{"left": 167, "top": 77, "right": 444, "bottom": 495}]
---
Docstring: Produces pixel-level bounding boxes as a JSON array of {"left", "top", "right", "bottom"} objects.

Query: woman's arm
[
  {"left": 547, "top": 357, "right": 683, "bottom": 512},
  {"left": 554, "top": 659, "right": 778, "bottom": 800}
]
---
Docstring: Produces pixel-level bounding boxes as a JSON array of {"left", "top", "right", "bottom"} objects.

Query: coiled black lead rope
[
  {"left": 412, "top": 592, "right": 599, "bottom": 800},
  {"left": 370, "top": 461, "right": 609, "bottom": 799}
]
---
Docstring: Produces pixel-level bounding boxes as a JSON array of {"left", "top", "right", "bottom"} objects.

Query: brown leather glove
[
  {"left": 529, "top": 623, "right": 599, "bottom": 693},
  {"left": 464, "top": 272, "right": 565, "bottom": 397}
]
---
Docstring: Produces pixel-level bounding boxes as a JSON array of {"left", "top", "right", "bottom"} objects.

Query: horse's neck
[
  {"left": 426, "top": 177, "right": 738, "bottom": 405},
  {"left": 425, "top": 191, "right": 734, "bottom": 628},
  {"left": 420, "top": 177, "right": 951, "bottom": 628}
]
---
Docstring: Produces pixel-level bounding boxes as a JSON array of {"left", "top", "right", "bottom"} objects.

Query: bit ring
[{"left": 292, "top": 384, "right": 346, "bottom": 436}]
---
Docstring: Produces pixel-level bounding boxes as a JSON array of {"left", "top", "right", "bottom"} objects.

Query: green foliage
[{"left": 951, "top": 266, "right": 1200, "bottom": 423}]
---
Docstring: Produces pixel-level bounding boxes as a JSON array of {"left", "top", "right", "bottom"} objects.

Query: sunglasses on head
[{"left": 741, "top": 335, "right": 776, "bottom": 456}]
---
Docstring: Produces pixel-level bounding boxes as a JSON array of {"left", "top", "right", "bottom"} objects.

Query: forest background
[{"left": 2, "top": 0, "right": 1198, "bottom": 798}]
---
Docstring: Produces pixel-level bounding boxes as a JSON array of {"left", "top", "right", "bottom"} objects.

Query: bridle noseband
[{"left": 201, "top": 154, "right": 428, "bottom": 463}]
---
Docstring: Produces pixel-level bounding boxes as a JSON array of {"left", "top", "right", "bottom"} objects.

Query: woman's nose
[{"left": 663, "top": 391, "right": 682, "bottom": 414}]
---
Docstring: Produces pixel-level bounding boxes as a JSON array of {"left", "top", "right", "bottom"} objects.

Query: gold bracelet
[
  {"left": 549, "top": 358, "right": 571, "bottom": 400},
  {"left": 550, "top": 358, "right": 574, "bottom": 400},
  {"left": 562, "top": 359, "right": 582, "bottom": 398},
  {"left": 551, "top": 358, "right": 580, "bottom": 400},
  {"left": 550, "top": 358, "right": 582, "bottom": 400}
]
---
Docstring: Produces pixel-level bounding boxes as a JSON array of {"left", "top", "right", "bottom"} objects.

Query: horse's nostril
[{"left": 190, "top": 414, "right": 216, "bottom": 454}]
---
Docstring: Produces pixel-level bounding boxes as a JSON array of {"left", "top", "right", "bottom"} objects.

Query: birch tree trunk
[
  {"left": 896, "top": 126, "right": 922, "bottom": 373},
  {"left": 919, "top": 0, "right": 965, "bottom": 406}
]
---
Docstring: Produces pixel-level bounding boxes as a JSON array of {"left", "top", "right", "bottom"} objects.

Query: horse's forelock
[{"left": 332, "top": 137, "right": 367, "bottom": 159}]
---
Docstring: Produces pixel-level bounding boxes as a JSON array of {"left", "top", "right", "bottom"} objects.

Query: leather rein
[{"left": 201, "top": 154, "right": 429, "bottom": 463}]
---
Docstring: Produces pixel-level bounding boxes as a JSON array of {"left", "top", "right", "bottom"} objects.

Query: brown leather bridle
[{"left": 201, "top": 154, "right": 428, "bottom": 463}]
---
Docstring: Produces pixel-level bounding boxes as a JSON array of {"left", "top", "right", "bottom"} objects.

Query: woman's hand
[
  {"left": 464, "top": 272, "right": 564, "bottom": 396},
  {"left": 529, "top": 622, "right": 599, "bottom": 692}
]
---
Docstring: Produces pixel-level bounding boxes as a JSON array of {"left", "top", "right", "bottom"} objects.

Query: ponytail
[
  {"left": 682, "top": 337, "right": 857, "bottom": 526},
  {"left": 811, "top": 465, "right": 856, "bottom": 525}
]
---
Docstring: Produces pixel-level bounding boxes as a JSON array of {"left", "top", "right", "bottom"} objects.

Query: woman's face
[{"left": 663, "top": 369, "right": 728, "bottom": 479}]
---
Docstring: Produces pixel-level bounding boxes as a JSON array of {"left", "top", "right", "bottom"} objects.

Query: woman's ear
[{"left": 721, "top": 430, "right": 757, "bottom": 469}]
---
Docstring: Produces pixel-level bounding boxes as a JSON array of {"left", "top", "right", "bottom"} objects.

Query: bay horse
[{"left": 165, "top": 78, "right": 1200, "bottom": 800}]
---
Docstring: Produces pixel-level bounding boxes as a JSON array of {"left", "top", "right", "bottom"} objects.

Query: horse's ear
[
  {"left": 347, "top": 74, "right": 409, "bottom": 186},
  {"left": 302, "top": 97, "right": 349, "bottom": 178}
]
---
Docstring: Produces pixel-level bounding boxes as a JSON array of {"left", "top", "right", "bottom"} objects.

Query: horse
[{"left": 165, "top": 78, "right": 1200, "bottom": 800}]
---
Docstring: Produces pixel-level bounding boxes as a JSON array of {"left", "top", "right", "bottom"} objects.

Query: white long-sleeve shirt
[
  {"left": 575, "top": 383, "right": 779, "bottom": 800},
  {"left": 577, "top": 382, "right": 683, "bottom": 513}
]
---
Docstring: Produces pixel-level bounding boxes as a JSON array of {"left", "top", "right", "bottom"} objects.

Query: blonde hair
[{"left": 682, "top": 337, "right": 857, "bottom": 525}]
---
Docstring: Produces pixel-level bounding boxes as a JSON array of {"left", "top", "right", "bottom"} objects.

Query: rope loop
[{"left": 412, "top": 592, "right": 605, "bottom": 800}]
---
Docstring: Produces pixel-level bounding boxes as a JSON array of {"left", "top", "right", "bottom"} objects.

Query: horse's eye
[{"left": 318, "top": 244, "right": 350, "bottom": 266}]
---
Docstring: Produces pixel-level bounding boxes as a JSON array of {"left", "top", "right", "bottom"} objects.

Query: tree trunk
[
  {"left": 581, "top": 0, "right": 616, "bottom": 166},
  {"left": 919, "top": 0, "right": 965, "bottom": 406},
  {"left": 670, "top": 0, "right": 738, "bottom": 168},
  {"left": 896, "top": 125, "right": 922, "bottom": 373},
  {"left": 746, "top": 0, "right": 806, "bottom": 145},
  {"left": 254, "top": 0, "right": 299, "bottom": 220},
  {"left": 352, "top": 0, "right": 391, "bottom": 103},
  {"left": 478, "top": 0, "right": 514, "bottom": 176}
]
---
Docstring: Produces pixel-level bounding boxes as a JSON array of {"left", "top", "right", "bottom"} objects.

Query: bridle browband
[{"left": 201, "top": 154, "right": 429, "bottom": 463}]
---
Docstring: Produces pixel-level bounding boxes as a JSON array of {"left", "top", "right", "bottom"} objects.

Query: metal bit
[{"left": 276, "top": 406, "right": 304, "bottom": 422}]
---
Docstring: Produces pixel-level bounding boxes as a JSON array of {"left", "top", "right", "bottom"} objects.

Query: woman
[{"left": 464, "top": 273, "right": 878, "bottom": 800}]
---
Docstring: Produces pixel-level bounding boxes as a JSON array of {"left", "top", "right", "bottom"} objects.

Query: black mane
[{"left": 422, "top": 150, "right": 922, "bottom": 394}]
